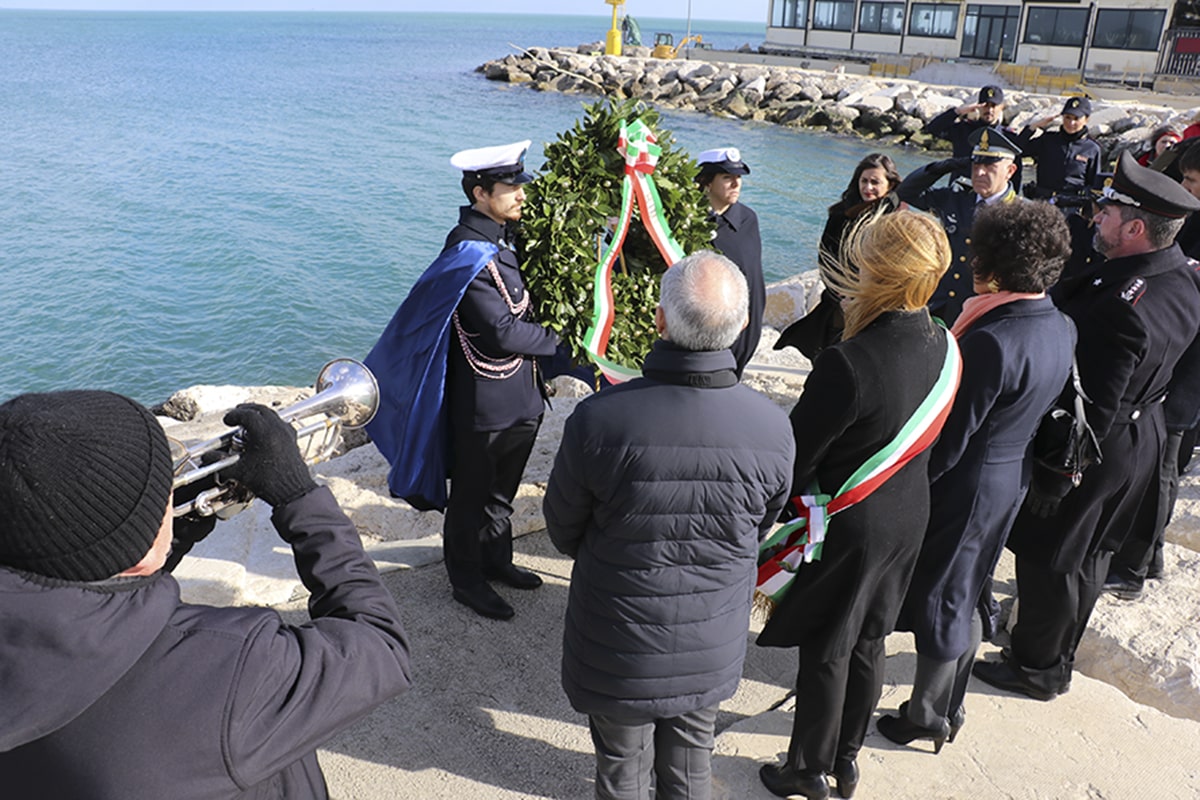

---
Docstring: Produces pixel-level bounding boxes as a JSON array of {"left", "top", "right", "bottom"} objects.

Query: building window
[
  {"left": 1023, "top": 7, "right": 1089, "bottom": 47},
  {"left": 813, "top": 0, "right": 856, "bottom": 31},
  {"left": 1092, "top": 9, "right": 1166, "bottom": 51},
  {"left": 859, "top": 2, "right": 906, "bottom": 34},
  {"left": 909, "top": 3, "right": 959, "bottom": 38},
  {"left": 771, "top": 0, "right": 807, "bottom": 29}
]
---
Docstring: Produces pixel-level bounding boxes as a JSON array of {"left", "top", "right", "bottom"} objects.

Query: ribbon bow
[{"left": 581, "top": 118, "right": 686, "bottom": 384}]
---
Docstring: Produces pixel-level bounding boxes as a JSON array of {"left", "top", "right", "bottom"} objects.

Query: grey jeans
[{"left": 587, "top": 706, "right": 719, "bottom": 800}]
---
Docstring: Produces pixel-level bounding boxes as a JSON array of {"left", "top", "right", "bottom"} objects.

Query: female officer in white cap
[{"left": 696, "top": 147, "right": 764, "bottom": 378}]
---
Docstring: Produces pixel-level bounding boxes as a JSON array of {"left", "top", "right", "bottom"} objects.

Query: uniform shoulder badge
[{"left": 1119, "top": 277, "right": 1146, "bottom": 304}]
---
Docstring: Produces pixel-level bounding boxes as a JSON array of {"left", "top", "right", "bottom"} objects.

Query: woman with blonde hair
[{"left": 758, "top": 210, "right": 961, "bottom": 800}]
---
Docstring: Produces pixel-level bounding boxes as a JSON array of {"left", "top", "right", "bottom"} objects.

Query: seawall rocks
[{"left": 481, "top": 46, "right": 1197, "bottom": 166}]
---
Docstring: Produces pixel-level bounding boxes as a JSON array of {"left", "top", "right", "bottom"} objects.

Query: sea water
[{"left": 0, "top": 10, "right": 934, "bottom": 403}]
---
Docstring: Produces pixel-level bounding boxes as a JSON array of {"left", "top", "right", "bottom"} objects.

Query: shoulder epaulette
[{"left": 1119, "top": 277, "right": 1146, "bottom": 304}]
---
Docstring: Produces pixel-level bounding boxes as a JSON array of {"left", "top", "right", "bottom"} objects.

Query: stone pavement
[{"left": 303, "top": 530, "right": 1200, "bottom": 800}]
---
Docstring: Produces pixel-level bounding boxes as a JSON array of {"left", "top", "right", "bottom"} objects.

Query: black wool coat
[
  {"left": 1008, "top": 244, "right": 1200, "bottom": 572},
  {"left": 897, "top": 299, "right": 1074, "bottom": 661},
  {"left": 758, "top": 311, "right": 949, "bottom": 661},
  {"left": 712, "top": 201, "right": 765, "bottom": 378}
]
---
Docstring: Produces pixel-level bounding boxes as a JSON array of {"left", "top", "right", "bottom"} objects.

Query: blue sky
[{"left": 0, "top": 1, "right": 766, "bottom": 23}]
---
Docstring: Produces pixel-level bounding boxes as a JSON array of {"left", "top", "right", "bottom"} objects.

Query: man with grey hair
[{"left": 545, "top": 250, "right": 794, "bottom": 800}]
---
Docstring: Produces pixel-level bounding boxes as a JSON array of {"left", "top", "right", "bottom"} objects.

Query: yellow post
[{"left": 606, "top": 0, "right": 625, "bottom": 56}]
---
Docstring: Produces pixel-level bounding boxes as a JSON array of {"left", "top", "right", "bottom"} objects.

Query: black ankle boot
[
  {"left": 759, "top": 762, "right": 830, "bottom": 799},
  {"left": 832, "top": 757, "right": 858, "bottom": 798},
  {"left": 875, "top": 704, "right": 950, "bottom": 754},
  {"left": 948, "top": 706, "right": 966, "bottom": 743}
]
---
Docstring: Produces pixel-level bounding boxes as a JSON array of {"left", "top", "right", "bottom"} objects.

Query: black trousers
[
  {"left": 442, "top": 417, "right": 540, "bottom": 589},
  {"left": 1009, "top": 549, "right": 1111, "bottom": 694},
  {"left": 1109, "top": 429, "right": 1183, "bottom": 583},
  {"left": 787, "top": 635, "right": 885, "bottom": 774}
]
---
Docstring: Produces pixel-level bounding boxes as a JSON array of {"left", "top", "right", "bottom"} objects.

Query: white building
[{"left": 764, "top": 0, "right": 1185, "bottom": 79}]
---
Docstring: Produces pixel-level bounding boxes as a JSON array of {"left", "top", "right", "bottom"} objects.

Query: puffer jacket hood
[{"left": 0, "top": 566, "right": 177, "bottom": 751}]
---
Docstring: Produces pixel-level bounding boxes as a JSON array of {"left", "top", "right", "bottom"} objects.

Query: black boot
[
  {"left": 759, "top": 762, "right": 830, "bottom": 800},
  {"left": 832, "top": 756, "right": 858, "bottom": 798},
  {"left": 875, "top": 703, "right": 950, "bottom": 754},
  {"left": 452, "top": 583, "right": 515, "bottom": 620},
  {"left": 483, "top": 562, "right": 543, "bottom": 589},
  {"left": 948, "top": 705, "right": 966, "bottom": 744}
]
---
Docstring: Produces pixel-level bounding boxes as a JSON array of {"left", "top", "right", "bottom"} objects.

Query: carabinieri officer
[
  {"left": 897, "top": 127, "right": 1022, "bottom": 325},
  {"left": 366, "top": 140, "right": 559, "bottom": 621},
  {"left": 977, "top": 151, "right": 1200, "bottom": 701},
  {"left": 697, "top": 147, "right": 764, "bottom": 378}
]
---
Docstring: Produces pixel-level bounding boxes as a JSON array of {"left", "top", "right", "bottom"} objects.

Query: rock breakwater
[{"left": 481, "top": 45, "right": 1199, "bottom": 166}]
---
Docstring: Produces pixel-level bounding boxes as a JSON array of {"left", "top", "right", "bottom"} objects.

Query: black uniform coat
[
  {"left": 897, "top": 299, "right": 1074, "bottom": 661},
  {"left": 1017, "top": 126, "right": 1101, "bottom": 198},
  {"left": 898, "top": 159, "right": 1019, "bottom": 325},
  {"left": 443, "top": 206, "right": 559, "bottom": 433},
  {"left": 712, "top": 202, "right": 765, "bottom": 377},
  {"left": 757, "top": 310, "right": 949, "bottom": 661},
  {"left": 1008, "top": 244, "right": 1200, "bottom": 572}
]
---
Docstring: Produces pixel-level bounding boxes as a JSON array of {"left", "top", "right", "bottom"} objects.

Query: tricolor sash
[
  {"left": 582, "top": 118, "right": 686, "bottom": 384},
  {"left": 754, "top": 325, "right": 962, "bottom": 616}
]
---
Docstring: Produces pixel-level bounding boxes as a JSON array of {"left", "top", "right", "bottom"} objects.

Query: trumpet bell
[{"left": 169, "top": 358, "right": 380, "bottom": 518}]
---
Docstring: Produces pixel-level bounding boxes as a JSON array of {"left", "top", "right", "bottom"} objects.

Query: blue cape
[{"left": 364, "top": 240, "right": 497, "bottom": 511}]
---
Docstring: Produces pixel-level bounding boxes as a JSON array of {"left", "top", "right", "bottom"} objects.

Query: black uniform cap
[
  {"left": 1099, "top": 150, "right": 1200, "bottom": 219},
  {"left": 969, "top": 127, "right": 1022, "bottom": 163},
  {"left": 1062, "top": 96, "right": 1093, "bottom": 117},
  {"left": 978, "top": 85, "right": 1005, "bottom": 105}
]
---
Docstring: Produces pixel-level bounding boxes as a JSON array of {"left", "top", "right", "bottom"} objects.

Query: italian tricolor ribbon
[
  {"left": 754, "top": 325, "right": 962, "bottom": 616},
  {"left": 581, "top": 118, "right": 687, "bottom": 384}
]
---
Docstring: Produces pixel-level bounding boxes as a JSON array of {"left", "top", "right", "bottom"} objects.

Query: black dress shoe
[
  {"left": 452, "top": 583, "right": 515, "bottom": 620},
  {"left": 832, "top": 757, "right": 858, "bottom": 798},
  {"left": 1102, "top": 574, "right": 1144, "bottom": 601},
  {"left": 971, "top": 659, "right": 1057, "bottom": 701},
  {"left": 759, "top": 763, "right": 830, "bottom": 799},
  {"left": 483, "top": 563, "right": 543, "bottom": 590},
  {"left": 875, "top": 706, "right": 950, "bottom": 754}
]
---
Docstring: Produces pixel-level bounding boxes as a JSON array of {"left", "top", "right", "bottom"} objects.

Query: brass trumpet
[{"left": 169, "top": 358, "right": 379, "bottom": 518}]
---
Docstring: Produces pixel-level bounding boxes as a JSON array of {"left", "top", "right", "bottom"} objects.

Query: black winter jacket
[
  {"left": 544, "top": 342, "right": 793, "bottom": 719},
  {"left": 0, "top": 487, "right": 412, "bottom": 799}
]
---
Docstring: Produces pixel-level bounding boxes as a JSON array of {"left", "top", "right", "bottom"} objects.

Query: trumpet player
[
  {"left": 366, "top": 139, "right": 559, "bottom": 621},
  {"left": 0, "top": 392, "right": 413, "bottom": 799}
]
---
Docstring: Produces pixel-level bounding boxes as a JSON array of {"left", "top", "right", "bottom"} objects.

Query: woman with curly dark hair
[{"left": 878, "top": 201, "right": 1075, "bottom": 751}]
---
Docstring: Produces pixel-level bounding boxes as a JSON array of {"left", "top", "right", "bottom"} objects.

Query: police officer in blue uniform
[
  {"left": 442, "top": 141, "right": 560, "bottom": 619},
  {"left": 1018, "top": 96, "right": 1102, "bottom": 209},
  {"left": 697, "top": 147, "right": 764, "bottom": 378},
  {"left": 975, "top": 152, "right": 1200, "bottom": 701},
  {"left": 923, "top": 84, "right": 1022, "bottom": 191},
  {"left": 897, "top": 127, "right": 1022, "bottom": 325}
]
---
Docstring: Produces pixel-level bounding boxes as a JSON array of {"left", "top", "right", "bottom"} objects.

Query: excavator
[{"left": 651, "top": 32, "right": 704, "bottom": 58}]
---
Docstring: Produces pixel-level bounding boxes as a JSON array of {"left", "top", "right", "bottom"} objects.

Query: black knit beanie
[{"left": 0, "top": 390, "right": 173, "bottom": 581}]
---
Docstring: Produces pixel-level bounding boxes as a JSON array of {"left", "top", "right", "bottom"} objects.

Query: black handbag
[{"left": 1032, "top": 356, "right": 1102, "bottom": 487}]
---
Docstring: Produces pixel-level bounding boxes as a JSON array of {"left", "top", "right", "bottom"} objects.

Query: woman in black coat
[
  {"left": 879, "top": 201, "right": 1075, "bottom": 750},
  {"left": 758, "top": 210, "right": 956, "bottom": 800},
  {"left": 776, "top": 153, "right": 906, "bottom": 358}
]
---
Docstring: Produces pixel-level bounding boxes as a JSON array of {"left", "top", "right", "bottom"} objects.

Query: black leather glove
[
  {"left": 930, "top": 156, "right": 971, "bottom": 176},
  {"left": 1024, "top": 462, "right": 1075, "bottom": 519},
  {"left": 220, "top": 403, "right": 317, "bottom": 507}
]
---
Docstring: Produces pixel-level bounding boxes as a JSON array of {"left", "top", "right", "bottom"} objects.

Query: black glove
[
  {"left": 220, "top": 403, "right": 317, "bottom": 507},
  {"left": 1024, "top": 461, "right": 1075, "bottom": 519},
  {"left": 930, "top": 156, "right": 971, "bottom": 176}
]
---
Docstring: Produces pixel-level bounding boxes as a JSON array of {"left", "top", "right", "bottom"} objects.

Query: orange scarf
[{"left": 952, "top": 291, "right": 1044, "bottom": 337}]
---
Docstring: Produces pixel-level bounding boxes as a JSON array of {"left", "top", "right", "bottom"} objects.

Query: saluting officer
[
  {"left": 366, "top": 140, "right": 559, "bottom": 621},
  {"left": 923, "top": 84, "right": 1022, "bottom": 190},
  {"left": 1017, "top": 96, "right": 1102, "bottom": 207},
  {"left": 897, "top": 127, "right": 1022, "bottom": 325},
  {"left": 697, "top": 147, "right": 764, "bottom": 378},
  {"left": 975, "top": 152, "right": 1200, "bottom": 701}
]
